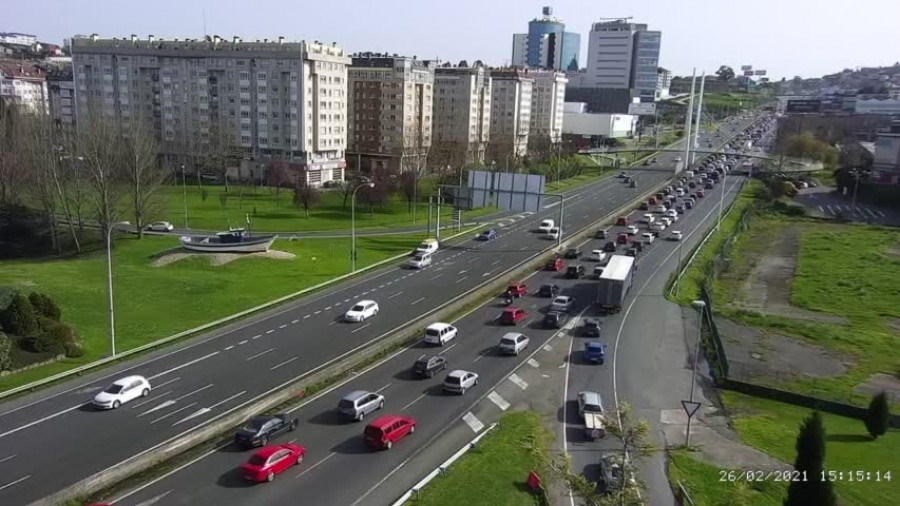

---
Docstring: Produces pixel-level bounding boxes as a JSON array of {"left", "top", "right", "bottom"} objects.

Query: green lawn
[
  {"left": 154, "top": 184, "right": 495, "bottom": 233},
  {"left": 405, "top": 411, "right": 549, "bottom": 506},
  {"left": 721, "top": 391, "right": 900, "bottom": 506},
  {"left": 0, "top": 233, "right": 422, "bottom": 391},
  {"left": 667, "top": 449, "right": 785, "bottom": 506}
]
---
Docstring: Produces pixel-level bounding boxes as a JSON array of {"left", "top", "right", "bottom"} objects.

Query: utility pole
[
  {"left": 682, "top": 69, "right": 697, "bottom": 174},
  {"left": 691, "top": 72, "right": 706, "bottom": 166}
]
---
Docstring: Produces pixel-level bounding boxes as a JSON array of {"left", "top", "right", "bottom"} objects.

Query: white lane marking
[
  {"left": 138, "top": 400, "right": 176, "bottom": 417},
  {"left": 487, "top": 391, "right": 510, "bottom": 411},
  {"left": 520, "top": 246, "right": 529, "bottom": 250},
  {"left": 328, "top": 321, "right": 337, "bottom": 326},
  {"left": 0, "top": 403, "right": 84, "bottom": 440},
  {"left": 455, "top": 276, "right": 469, "bottom": 284},
  {"left": 376, "top": 383, "right": 392, "bottom": 394},
  {"left": 0, "top": 454, "right": 17, "bottom": 464},
  {"left": 303, "top": 315, "right": 311, "bottom": 319},
  {"left": 314, "top": 310, "right": 322, "bottom": 315},
  {"left": 457, "top": 270, "right": 467, "bottom": 275},
  {"left": 430, "top": 273, "right": 444, "bottom": 280},
  {"left": 224, "top": 345, "right": 235, "bottom": 351},
  {"left": 0, "top": 475, "right": 31, "bottom": 491},
  {"left": 131, "top": 390, "right": 172, "bottom": 409},
  {"left": 438, "top": 343, "right": 457, "bottom": 355},
  {"left": 278, "top": 324, "right": 287, "bottom": 329},
  {"left": 152, "top": 376, "right": 181, "bottom": 390},
  {"left": 295, "top": 452, "right": 338, "bottom": 479},
  {"left": 411, "top": 297, "right": 426, "bottom": 305},
  {"left": 270, "top": 356, "right": 300, "bottom": 371},
  {"left": 238, "top": 340, "right": 248, "bottom": 345},
  {"left": 462, "top": 411, "right": 485, "bottom": 433},
  {"left": 388, "top": 291, "right": 404, "bottom": 299},
  {"left": 482, "top": 270, "right": 494, "bottom": 277},
  {"left": 817, "top": 205, "right": 824, "bottom": 213},
  {"left": 826, "top": 204, "right": 836, "bottom": 214},
  {"left": 527, "top": 358, "right": 540, "bottom": 368},
  {"left": 173, "top": 391, "right": 247, "bottom": 426},
  {"left": 876, "top": 210, "right": 885, "bottom": 217},
  {"left": 473, "top": 350, "right": 489, "bottom": 362},
  {"left": 147, "top": 351, "right": 219, "bottom": 381},
  {"left": 361, "top": 291, "right": 369, "bottom": 295},
  {"left": 468, "top": 257, "right": 479, "bottom": 264},
  {"left": 131, "top": 489, "right": 174, "bottom": 506},
  {"left": 543, "top": 345, "right": 553, "bottom": 352},
  {"left": 150, "top": 402, "right": 197, "bottom": 424},
  {"left": 246, "top": 348, "right": 277, "bottom": 361},
  {"left": 401, "top": 394, "right": 426, "bottom": 411},
  {"left": 864, "top": 208, "right": 877, "bottom": 218},
  {"left": 350, "top": 323, "right": 371, "bottom": 334},
  {"left": 353, "top": 294, "right": 360, "bottom": 298},
  {"left": 334, "top": 301, "right": 342, "bottom": 306},
  {"left": 508, "top": 373, "right": 528, "bottom": 390},
  {"left": 291, "top": 319, "right": 299, "bottom": 324},
  {"left": 325, "top": 306, "right": 332, "bottom": 311},
  {"left": 491, "top": 259, "right": 502, "bottom": 266},
  {"left": 344, "top": 298, "right": 351, "bottom": 303}
]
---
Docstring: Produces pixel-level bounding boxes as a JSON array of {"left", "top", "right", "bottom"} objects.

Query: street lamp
[
  {"left": 350, "top": 181, "right": 375, "bottom": 272},
  {"left": 181, "top": 164, "right": 189, "bottom": 229},
  {"left": 106, "top": 222, "right": 120, "bottom": 357},
  {"left": 686, "top": 299, "right": 707, "bottom": 446}
]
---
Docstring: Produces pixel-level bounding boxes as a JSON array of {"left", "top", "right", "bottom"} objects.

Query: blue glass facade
[
  {"left": 526, "top": 19, "right": 564, "bottom": 68},
  {"left": 560, "top": 32, "right": 581, "bottom": 71}
]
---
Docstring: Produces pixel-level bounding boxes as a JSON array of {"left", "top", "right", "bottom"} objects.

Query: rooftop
[{"left": 0, "top": 59, "right": 46, "bottom": 80}]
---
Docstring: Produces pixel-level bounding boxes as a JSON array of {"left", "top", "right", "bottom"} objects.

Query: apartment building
[
  {"left": 0, "top": 60, "right": 48, "bottom": 114},
  {"left": 47, "top": 67, "right": 76, "bottom": 126},
  {"left": 488, "top": 68, "right": 533, "bottom": 161},
  {"left": 433, "top": 64, "right": 491, "bottom": 165},
  {"left": 529, "top": 70, "right": 567, "bottom": 146},
  {"left": 347, "top": 53, "right": 435, "bottom": 172},
  {"left": 71, "top": 34, "right": 351, "bottom": 186}
]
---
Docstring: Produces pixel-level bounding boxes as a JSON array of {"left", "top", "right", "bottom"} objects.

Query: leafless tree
[
  {"left": 16, "top": 114, "right": 63, "bottom": 253},
  {"left": 292, "top": 171, "right": 320, "bottom": 218},
  {"left": 0, "top": 103, "right": 27, "bottom": 206},
  {"left": 122, "top": 121, "right": 166, "bottom": 238},
  {"left": 75, "top": 111, "right": 127, "bottom": 240}
]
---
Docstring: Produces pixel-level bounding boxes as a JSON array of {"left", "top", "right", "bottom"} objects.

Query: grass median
[
  {"left": 405, "top": 411, "right": 550, "bottom": 506},
  {"left": 667, "top": 448, "right": 785, "bottom": 506}
]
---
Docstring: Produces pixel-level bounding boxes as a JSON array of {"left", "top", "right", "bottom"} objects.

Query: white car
[
  {"left": 93, "top": 375, "right": 151, "bottom": 409},
  {"left": 654, "top": 205, "right": 667, "bottom": 214},
  {"left": 443, "top": 370, "right": 479, "bottom": 395},
  {"left": 641, "top": 232, "right": 655, "bottom": 244},
  {"left": 538, "top": 219, "right": 555, "bottom": 233},
  {"left": 652, "top": 222, "right": 667, "bottom": 232},
  {"left": 545, "top": 227, "right": 561, "bottom": 240},
  {"left": 675, "top": 188, "right": 685, "bottom": 197},
  {"left": 498, "top": 332, "right": 530, "bottom": 355},
  {"left": 660, "top": 217, "right": 672, "bottom": 227},
  {"left": 666, "top": 210, "right": 678, "bottom": 221},
  {"left": 344, "top": 300, "right": 379, "bottom": 322},
  {"left": 626, "top": 225, "right": 639, "bottom": 236},
  {"left": 147, "top": 221, "right": 174, "bottom": 232},
  {"left": 589, "top": 250, "right": 607, "bottom": 263},
  {"left": 642, "top": 213, "right": 655, "bottom": 224},
  {"left": 551, "top": 295, "right": 575, "bottom": 312},
  {"left": 670, "top": 230, "right": 683, "bottom": 241},
  {"left": 423, "top": 322, "right": 458, "bottom": 346},
  {"left": 407, "top": 253, "right": 432, "bottom": 269}
]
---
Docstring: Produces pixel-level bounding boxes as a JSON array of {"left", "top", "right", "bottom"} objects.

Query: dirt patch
[
  {"left": 152, "top": 249, "right": 296, "bottom": 267},
  {"left": 853, "top": 373, "right": 900, "bottom": 402},
  {"left": 736, "top": 225, "right": 846, "bottom": 324}
]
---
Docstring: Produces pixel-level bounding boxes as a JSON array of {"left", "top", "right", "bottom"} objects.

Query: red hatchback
[
  {"left": 615, "top": 216, "right": 629, "bottom": 226},
  {"left": 364, "top": 414, "right": 416, "bottom": 450},
  {"left": 545, "top": 258, "right": 564, "bottom": 271},
  {"left": 241, "top": 443, "right": 306, "bottom": 483},
  {"left": 500, "top": 307, "right": 527, "bottom": 325},
  {"left": 697, "top": 189, "right": 705, "bottom": 198},
  {"left": 507, "top": 282, "right": 528, "bottom": 297},
  {"left": 616, "top": 232, "right": 629, "bottom": 245}
]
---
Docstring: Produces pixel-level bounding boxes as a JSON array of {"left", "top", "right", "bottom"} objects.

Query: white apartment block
[
  {"left": 511, "top": 34, "right": 528, "bottom": 67},
  {"left": 0, "top": 60, "right": 48, "bottom": 114},
  {"left": 529, "top": 70, "right": 567, "bottom": 145},
  {"left": 489, "top": 68, "right": 533, "bottom": 160},
  {"left": 433, "top": 65, "right": 491, "bottom": 165},
  {"left": 348, "top": 53, "right": 435, "bottom": 172},
  {"left": 71, "top": 35, "right": 351, "bottom": 186},
  {"left": 0, "top": 32, "right": 38, "bottom": 47}
]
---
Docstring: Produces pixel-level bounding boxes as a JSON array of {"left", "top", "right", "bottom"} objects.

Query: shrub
[
  {"left": 21, "top": 332, "right": 59, "bottom": 353},
  {"left": 63, "top": 340, "right": 85, "bottom": 358},
  {"left": 864, "top": 391, "right": 890, "bottom": 440},
  {"left": 29, "top": 292, "right": 61, "bottom": 321},
  {"left": 0, "top": 331, "right": 11, "bottom": 370},
  {"left": 0, "top": 293, "right": 38, "bottom": 336},
  {"left": 36, "top": 317, "right": 76, "bottom": 345}
]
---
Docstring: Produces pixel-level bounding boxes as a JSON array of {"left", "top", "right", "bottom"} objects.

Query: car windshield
[
  {"left": 583, "top": 403, "right": 603, "bottom": 413},
  {"left": 587, "top": 321, "right": 600, "bottom": 328},
  {"left": 425, "top": 327, "right": 440, "bottom": 336},
  {"left": 415, "top": 358, "right": 430, "bottom": 369},
  {"left": 351, "top": 304, "right": 365, "bottom": 312},
  {"left": 446, "top": 376, "right": 461, "bottom": 385},
  {"left": 104, "top": 384, "right": 124, "bottom": 394},
  {"left": 364, "top": 425, "right": 384, "bottom": 438},
  {"left": 501, "top": 337, "right": 517, "bottom": 345},
  {"left": 247, "top": 455, "right": 267, "bottom": 466}
]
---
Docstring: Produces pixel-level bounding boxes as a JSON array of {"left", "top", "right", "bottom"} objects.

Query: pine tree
[
  {"left": 864, "top": 391, "right": 890, "bottom": 440},
  {"left": 784, "top": 411, "right": 836, "bottom": 506},
  {"left": 0, "top": 293, "right": 37, "bottom": 336}
]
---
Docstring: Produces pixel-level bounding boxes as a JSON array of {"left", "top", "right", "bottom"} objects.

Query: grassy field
[
  {"left": 722, "top": 391, "right": 900, "bottom": 506},
  {"left": 405, "top": 411, "right": 550, "bottom": 506},
  {"left": 154, "top": 184, "right": 495, "bottom": 233},
  {"left": 667, "top": 449, "right": 785, "bottom": 506},
  {"left": 0, "top": 233, "right": 422, "bottom": 391}
]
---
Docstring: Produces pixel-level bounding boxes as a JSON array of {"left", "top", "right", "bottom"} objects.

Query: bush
[
  {"left": 36, "top": 316, "right": 76, "bottom": 345},
  {"left": 0, "top": 293, "right": 38, "bottom": 336},
  {"left": 864, "top": 391, "right": 890, "bottom": 440},
  {"left": 0, "top": 331, "right": 11, "bottom": 370},
  {"left": 21, "top": 332, "right": 59, "bottom": 353},
  {"left": 29, "top": 292, "right": 61, "bottom": 321},
  {"left": 63, "top": 340, "right": 85, "bottom": 358}
]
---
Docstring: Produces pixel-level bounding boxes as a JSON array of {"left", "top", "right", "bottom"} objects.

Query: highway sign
[{"left": 628, "top": 103, "right": 657, "bottom": 116}]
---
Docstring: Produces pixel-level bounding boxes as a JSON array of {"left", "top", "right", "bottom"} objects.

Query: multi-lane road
[{"left": 0, "top": 115, "right": 759, "bottom": 506}]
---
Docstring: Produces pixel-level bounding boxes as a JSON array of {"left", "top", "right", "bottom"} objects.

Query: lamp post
[
  {"left": 106, "top": 221, "right": 118, "bottom": 357},
  {"left": 686, "top": 299, "right": 706, "bottom": 446},
  {"left": 506, "top": 151, "right": 515, "bottom": 172},
  {"left": 682, "top": 69, "right": 697, "bottom": 174},
  {"left": 850, "top": 170, "right": 860, "bottom": 211},
  {"left": 181, "top": 164, "right": 189, "bottom": 229},
  {"left": 350, "top": 181, "right": 374, "bottom": 272}
]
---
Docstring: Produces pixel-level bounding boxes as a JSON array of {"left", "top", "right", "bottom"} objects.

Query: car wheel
[
  {"left": 357, "top": 412, "right": 365, "bottom": 422},
  {"left": 379, "top": 400, "right": 385, "bottom": 410},
  {"left": 514, "top": 348, "right": 519, "bottom": 356},
  {"left": 427, "top": 370, "right": 434, "bottom": 378},
  {"left": 385, "top": 441, "right": 393, "bottom": 450},
  {"left": 141, "top": 388, "right": 150, "bottom": 397},
  {"left": 442, "top": 363, "right": 447, "bottom": 371},
  {"left": 410, "top": 425, "right": 416, "bottom": 434},
  {"left": 266, "top": 472, "right": 275, "bottom": 482},
  {"left": 296, "top": 454, "right": 304, "bottom": 465},
  {"left": 260, "top": 436, "right": 269, "bottom": 447},
  {"left": 112, "top": 400, "right": 121, "bottom": 409},
  {"left": 461, "top": 388, "right": 466, "bottom": 395},
  {"left": 290, "top": 420, "right": 298, "bottom": 431}
]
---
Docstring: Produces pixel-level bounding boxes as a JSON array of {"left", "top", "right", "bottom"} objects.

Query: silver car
[{"left": 337, "top": 390, "right": 385, "bottom": 421}]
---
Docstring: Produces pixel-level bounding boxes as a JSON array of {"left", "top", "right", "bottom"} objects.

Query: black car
[
  {"left": 564, "top": 247, "right": 582, "bottom": 259},
  {"left": 705, "top": 183, "right": 714, "bottom": 190},
  {"left": 565, "top": 265, "right": 585, "bottom": 279},
  {"left": 595, "top": 228, "right": 610, "bottom": 239},
  {"left": 413, "top": 354, "right": 447, "bottom": 378},
  {"left": 538, "top": 284, "right": 560, "bottom": 297},
  {"left": 688, "top": 181, "right": 696, "bottom": 188},
  {"left": 543, "top": 311, "right": 569, "bottom": 329},
  {"left": 234, "top": 414, "right": 298, "bottom": 448},
  {"left": 582, "top": 318, "right": 602, "bottom": 338},
  {"left": 625, "top": 248, "right": 638, "bottom": 258},
  {"left": 596, "top": 453, "right": 625, "bottom": 494},
  {"left": 602, "top": 241, "right": 617, "bottom": 253},
  {"left": 638, "top": 202, "right": 649, "bottom": 211}
]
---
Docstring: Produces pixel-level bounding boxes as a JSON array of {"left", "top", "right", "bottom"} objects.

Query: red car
[
  {"left": 241, "top": 443, "right": 306, "bottom": 483},
  {"left": 500, "top": 307, "right": 527, "bottom": 325},
  {"left": 648, "top": 196, "right": 658, "bottom": 205},
  {"left": 506, "top": 283, "right": 528, "bottom": 297},
  {"left": 364, "top": 414, "right": 416, "bottom": 450},
  {"left": 616, "top": 232, "right": 629, "bottom": 245},
  {"left": 615, "top": 216, "right": 629, "bottom": 226},
  {"left": 545, "top": 258, "right": 564, "bottom": 271},
  {"left": 697, "top": 189, "right": 705, "bottom": 198}
]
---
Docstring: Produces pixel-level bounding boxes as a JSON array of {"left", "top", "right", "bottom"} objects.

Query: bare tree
[
  {"left": 0, "top": 103, "right": 27, "bottom": 206},
  {"left": 17, "top": 114, "right": 62, "bottom": 253},
  {"left": 122, "top": 121, "right": 166, "bottom": 238},
  {"left": 205, "top": 122, "right": 241, "bottom": 192},
  {"left": 75, "top": 111, "right": 126, "bottom": 239},
  {"left": 292, "top": 171, "right": 320, "bottom": 218}
]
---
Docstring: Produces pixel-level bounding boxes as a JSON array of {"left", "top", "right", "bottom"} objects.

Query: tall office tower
[{"left": 510, "top": 6, "right": 581, "bottom": 71}]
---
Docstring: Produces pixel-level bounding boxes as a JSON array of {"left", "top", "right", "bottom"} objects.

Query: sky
[{"left": 7, "top": 0, "right": 900, "bottom": 80}]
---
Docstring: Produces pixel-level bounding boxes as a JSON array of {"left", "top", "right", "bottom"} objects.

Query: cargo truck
[{"left": 595, "top": 255, "right": 635, "bottom": 314}]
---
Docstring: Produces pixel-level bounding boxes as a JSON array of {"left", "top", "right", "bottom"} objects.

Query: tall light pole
[
  {"left": 717, "top": 162, "right": 728, "bottom": 230},
  {"left": 350, "top": 181, "right": 374, "bottom": 272},
  {"left": 181, "top": 164, "right": 189, "bottom": 229},
  {"left": 686, "top": 299, "right": 707, "bottom": 446},
  {"left": 681, "top": 69, "right": 697, "bottom": 174},
  {"left": 106, "top": 222, "right": 117, "bottom": 357},
  {"left": 850, "top": 170, "right": 860, "bottom": 210},
  {"left": 690, "top": 72, "right": 706, "bottom": 167}
]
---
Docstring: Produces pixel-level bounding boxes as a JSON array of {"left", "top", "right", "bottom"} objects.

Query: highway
[
  {"left": 0, "top": 127, "right": 727, "bottom": 505},
  {"left": 95, "top": 117, "right": 761, "bottom": 506}
]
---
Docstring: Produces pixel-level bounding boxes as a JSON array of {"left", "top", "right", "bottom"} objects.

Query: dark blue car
[
  {"left": 477, "top": 229, "right": 499, "bottom": 241},
  {"left": 584, "top": 342, "right": 607, "bottom": 364}
]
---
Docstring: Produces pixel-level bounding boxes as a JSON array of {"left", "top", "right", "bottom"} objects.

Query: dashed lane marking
[
  {"left": 488, "top": 391, "right": 510, "bottom": 411},
  {"left": 238, "top": 340, "right": 248, "bottom": 345},
  {"left": 295, "top": 452, "right": 337, "bottom": 479},
  {"left": 508, "top": 373, "right": 528, "bottom": 390},
  {"left": 270, "top": 356, "right": 299, "bottom": 371},
  {"left": 527, "top": 358, "right": 540, "bottom": 368},
  {"left": 149, "top": 402, "right": 198, "bottom": 425},
  {"left": 303, "top": 315, "right": 311, "bottom": 319},
  {"left": 291, "top": 319, "right": 299, "bottom": 324},
  {"left": 350, "top": 323, "right": 371, "bottom": 334},
  {"left": 401, "top": 394, "right": 426, "bottom": 411},
  {"left": 246, "top": 348, "right": 276, "bottom": 361},
  {"left": 462, "top": 412, "right": 485, "bottom": 433},
  {"left": 455, "top": 276, "right": 469, "bottom": 284},
  {"left": 411, "top": 297, "right": 426, "bottom": 305}
]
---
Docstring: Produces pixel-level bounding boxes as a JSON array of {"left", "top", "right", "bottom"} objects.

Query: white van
[
  {"left": 407, "top": 253, "right": 432, "bottom": 269},
  {"left": 538, "top": 219, "right": 555, "bottom": 233},
  {"left": 415, "top": 238, "right": 439, "bottom": 255},
  {"left": 423, "top": 322, "right": 458, "bottom": 346}
]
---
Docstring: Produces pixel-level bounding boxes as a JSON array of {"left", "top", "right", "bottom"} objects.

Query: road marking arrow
[
  {"left": 172, "top": 407, "right": 210, "bottom": 426},
  {"left": 138, "top": 400, "right": 175, "bottom": 417}
]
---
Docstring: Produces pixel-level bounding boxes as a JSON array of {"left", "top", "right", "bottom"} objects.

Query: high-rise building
[
  {"left": 510, "top": 6, "right": 581, "bottom": 71},
  {"left": 529, "top": 70, "right": 567, "bottom": 146},
  {"left": 432, "top": 64, "right": 491, "bottom": 165},
  {"left": 71, "top": 35, "right": 351, "bottom": 186},
  {"left": 488, "top": 68, "right": 533, "bottom": 161},
  {"left": 582, "top": 19, "right": 662, "bottom": 102},
  {"left": 347, "top": 53, "right": 435, "bottom": 173}
]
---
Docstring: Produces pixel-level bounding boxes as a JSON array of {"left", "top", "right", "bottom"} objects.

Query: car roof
[
  {"left": 252, "top": 444, "right": 291, "bottom": 459},
  {"left": 501, "top": 332, "right": 525, "bottom": 340},
  {"left": 368, "top": 414, "right": 411, "bottom": 429},
  {"left": 579, "top": 390, "right": 603, "bottom": 403},
  {"left": 585, "top": 318, "right": 600, "bottom": 325},
  {"left": 426, "top": 322, "right": 451, "bottom": 331},
  {"left": 555, "top": 295, "right": 571, "bottom": 300},
  {"left": 586, "top": 341, "right": 605, "bottom": 349},
  {"left": 341, "top": 390, "right": 372, "bottom": 402},
  {"left": 111, "top": 375, "right": 146, "bottom": 386},
  {"left": 353, "top": 299, "right": 375, "bottom": 306},
  {"left": 447, "top": 369, "right": 471, "bottom": 378},
  {"left": 502, "top": 307, "right": 521, "bottom": 313}
]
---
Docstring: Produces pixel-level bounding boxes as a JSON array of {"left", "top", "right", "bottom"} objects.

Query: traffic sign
[{"left": 681, "top": 400, "right": 702, "bottom": 418}]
